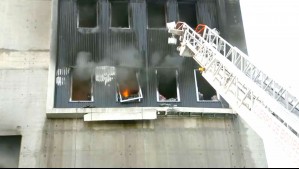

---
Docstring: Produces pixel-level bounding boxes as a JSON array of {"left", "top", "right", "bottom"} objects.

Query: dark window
[
  {"left": 0, "top": 136, "right": 21, "bottom": 168},
  {"left": 156, "top": 69, "right": 180, "bottom": 102},
  {"left": 70, "top": 70, "right": 93, "bottom": 102},
  {"left": 178, "top": 2, "right": 197, "bottom": 28},
  {"left": 111, "top": 1, "right": 129, "bottom": 28},
  {"left": 194, "top": 69, "right": 217, "bottom": 101},
  {"left": 77, "top": 0, "right": 97, "bottom": 28},
  {"left": 116, "top": 67, "right": 143, "bottom": 103},
  {"left": 147, "top": 2, "right": 166, "bottom": 28}
]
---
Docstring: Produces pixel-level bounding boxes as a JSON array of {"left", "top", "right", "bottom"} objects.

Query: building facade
[
  {"left": 0, "top": 0, "right": 268, "bottom": 167},
  {"left": 53, "top": 0, "right": 232, "bottom": 109}
]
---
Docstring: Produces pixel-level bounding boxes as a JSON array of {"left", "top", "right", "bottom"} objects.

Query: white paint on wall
[
  {"left": 95, "top": 66, "right": 116, "bottom": 86},
  {"left": 55, "top": 67, "right": 69, "bottom": 86}
]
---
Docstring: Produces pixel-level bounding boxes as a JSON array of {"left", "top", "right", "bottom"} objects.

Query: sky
[
  {"left": 240, "top": 1, "right": 299, "bottom": 166},
  {"left": 240, "top": 0, "right": 299, "bottom": 98}
]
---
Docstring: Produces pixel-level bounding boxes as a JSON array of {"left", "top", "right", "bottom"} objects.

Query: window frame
[
  {"left": 116, "top": 70, "right": 143, "bottom": 103},
  {"left": 69, "top": 68, "right": 95, "bottom": 103},
  {"left": 193, "top": 69, "right": 218, "bottom": 102},
  {"left": 146, "top": 1, "right": 167, "bottom": 29},
  {"left": 155, "top": 68, "right": 181, "bottom": 103},
  {"left": 177, "top": 1, "right": 198, "bottom": 29},
  {"left": 76, "top": 0, "right": 99, "bottom": 29},
  {"left": 109, "top": 0, "right": 131, "bottom": 29}
]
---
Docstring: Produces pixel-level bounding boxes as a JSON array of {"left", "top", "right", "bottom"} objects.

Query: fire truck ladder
[{"left": 167, "top": 21, "right": 299, "bottom": 167}]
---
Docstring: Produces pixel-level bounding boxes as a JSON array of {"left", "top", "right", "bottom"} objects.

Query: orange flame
[{"left": 122, "top": 89, "right": 130, "bottom": 98}]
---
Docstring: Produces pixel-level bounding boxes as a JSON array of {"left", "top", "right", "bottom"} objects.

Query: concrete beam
[{"left": 47, "top": 107, "right": 234, "bottom": 119}]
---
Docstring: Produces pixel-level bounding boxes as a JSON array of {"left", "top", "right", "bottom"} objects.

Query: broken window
[
  {"left": 116, "top": 67, "right": 143, "bottom": 103},
  {"left": 110, "top": 1, "right": 129, "bottom": 28},
  {"left": 178, "top": 1, "right": 197, "bottom": 29},
  {"left": 194, "top": 69, "right": 217, "bottom": 101},
  {"left": 156, "top": 69, "right": 180, "bottom": 102},
  {"left": 147, "top": 1, "right": 166, "bottom": 28},
  {"left": 77, "top": 0, "right": 98, "bottom": 28},
  {"left": 70, "top": 69, "right": 94, "bottom": 102}
]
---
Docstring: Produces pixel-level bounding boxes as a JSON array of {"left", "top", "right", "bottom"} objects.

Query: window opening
[
  {"left": 156, "top": 69, "right": 180, "bottom": 102},
  {"left": 147, "top": 1, "right": 166, "bottom": 28},
  {"left": 194, "top": 69, "right": 217, "bottom": 101},
  {"left": 116, "top": 67, "right": 143, "bottom": 103},
  {"left": 178, "top": 2, "right": 197, "bottom": 29},
  {"left": 70, "top": 70, "right": 94, "bottom": 102},
  {"left": 77, "top": 0, "right": 98, "bottom": 28},
  {"left": 0, "top": 136, "right": 21, "bottom": 168},
  {"left": 110, "top": 1, "right": 129, "bottom": 28},
  {"left": 70, "top": 51, "right": 94, "bottom": 102}
]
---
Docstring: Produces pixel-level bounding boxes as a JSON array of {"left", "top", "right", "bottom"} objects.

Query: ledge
[{"left": 46, "top": 107, "right": 234, "bottom": 119}]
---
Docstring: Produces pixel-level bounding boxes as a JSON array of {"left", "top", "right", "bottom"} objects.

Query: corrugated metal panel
[
  {"left": 54, "top": 0, "right": 237, "bottom": 108},
  {"left": 216, "top": 0, "right": 247, "bottom": 53},
  {"left": 197, "top": 0, "right": 219, "bottom": 28}
]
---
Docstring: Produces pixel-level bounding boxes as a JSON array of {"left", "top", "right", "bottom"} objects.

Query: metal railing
[{"left": 168, "top": 21, "right": 299, "bottom": 167}]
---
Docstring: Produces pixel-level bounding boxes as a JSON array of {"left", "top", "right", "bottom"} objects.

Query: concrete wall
[
  {"left": 0, "top": 0, "right": 51, "bottom": 50},
  {"left": 0, "top": 0, "right": 267, "bottom": 167}
]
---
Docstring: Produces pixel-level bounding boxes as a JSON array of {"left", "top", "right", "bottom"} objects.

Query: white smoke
[
  {"left": 73, "top": 46, "right": 143, "bottom": 87},
  {"left": 113, "top": 46, "right": 142, "bottom": 68},
  {"left": 109, "top": 46, "right": 143, "bottom": 89},
  {"left": 73, "top": 51, "right": 96, "bottom": 80}
]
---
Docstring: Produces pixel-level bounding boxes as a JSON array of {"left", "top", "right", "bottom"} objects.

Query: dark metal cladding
[{"left": 54, "top": 0, "right": 246, "bottom": 108}]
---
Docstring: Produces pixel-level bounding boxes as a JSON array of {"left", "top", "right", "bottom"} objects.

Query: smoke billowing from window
[
  {"left": 73, "top": 51, "right": 96, "bottom": 81},
  {"left": 112, "top": 47, "right": 142, "bottom": 69},
  {"left": 72, "top": 47, "right": 143, "bottom": 102},
  {"left": 74, "top": 46, "right": 142, "bottom": 81},
  {"left": 111, "top": 46, "right": 143, "bottom": 101}
]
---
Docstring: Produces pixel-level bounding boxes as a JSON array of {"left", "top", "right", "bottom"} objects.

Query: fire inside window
[
  {"left": 194, "top": 69, "right": 217, "bottom": 101},
  {"left": 77, "top": 0, "right": 98, "bottom": 28},
  {"left": 116, "top": 67, "right": 143, "bottom": 103},
  {"left": 178, "top": 1, "right": 197, "bottom": 29},
  {"left": 110, "top": 1, "right": 129, "bottom": 28},
  {"left": 147, "top": 1, "right": 166, "bottom": 28},
  {"left": 70, "top": 70, "right": 94, "bottom": 102},
  {"left": 156, "top": 69, "right": 180, "bottom": 102}
]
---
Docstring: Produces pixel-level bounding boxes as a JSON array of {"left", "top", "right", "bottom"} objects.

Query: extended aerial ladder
[{"left": 167, "top": 21, "right": 299, "bottom": 167}]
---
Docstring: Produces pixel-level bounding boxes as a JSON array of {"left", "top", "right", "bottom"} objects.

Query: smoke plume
[
  {"left": 111, "top": 46, "right": 142, "bottom": 94},
  {"left": 112, "top": 46, "right": 142, "bottom": 69},
  {"left": 73, "top": 51, "right": 96, "bottom": 80},
  {"left": 73, "top": 46, "right": 143, "bottom": 89}
]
